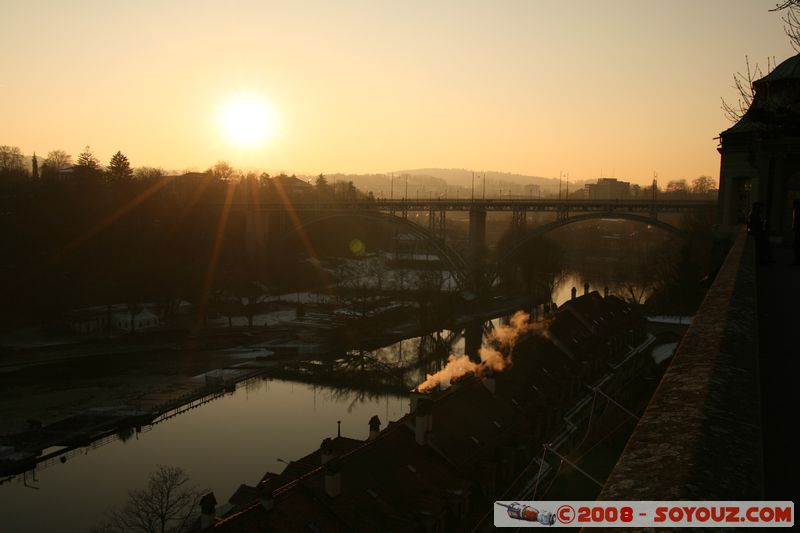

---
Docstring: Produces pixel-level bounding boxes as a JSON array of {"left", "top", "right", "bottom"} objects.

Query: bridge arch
[
  {"left": 491, "top": 211, "right": 687, "bottom": 278},
  {"left": 280, "top": 210, "right": 468, "bottom": 287}
]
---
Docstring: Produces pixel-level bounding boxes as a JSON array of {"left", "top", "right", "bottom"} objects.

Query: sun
[{"left": 218, "top": 93, "right": 277, "bottom": 147}]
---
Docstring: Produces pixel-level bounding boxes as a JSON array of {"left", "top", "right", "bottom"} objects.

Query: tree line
[{"left": 0, "top": 145, "right": 376, "bottom": 333}]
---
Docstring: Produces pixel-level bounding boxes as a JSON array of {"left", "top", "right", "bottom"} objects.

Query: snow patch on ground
[
  {"left": 647, "top": 316, "right": 693, "bottom": 325},
  {"left": 652, "top": 342, "right": 678, "bottom": 364}
]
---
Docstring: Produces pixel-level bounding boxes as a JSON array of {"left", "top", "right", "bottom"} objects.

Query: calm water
[
  {"left": 552, "top": 272, "right": 650, "bottom": 306},
  {"left": 0, "top": 379, "right": 407, "bottom": 532},
  {"left": 0, "top": 299, "right": 590, "bottom": 532}
]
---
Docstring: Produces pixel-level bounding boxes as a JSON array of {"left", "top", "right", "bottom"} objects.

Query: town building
[
  {"left": 269, "top": 174, "right": 314, "bottom": 196},
  {"left": 718, "top": 53, "right": 800, "bottom": 242},
  {"left": 575, "top": 178, "right": 631, "bottom": 200},
  {"left": 112, "top": 309, "right": 160, "bottom": 332},
  {"left": 194, "top": 291, "right": 654, "bottom": 532},
  {"left": 66, "top": 304, "right": 163, "bottom": 334}
]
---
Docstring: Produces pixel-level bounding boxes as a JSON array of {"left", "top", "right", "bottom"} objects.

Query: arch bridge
[{"left": 245, "top": 198, "right": 715, "bottom": 290}]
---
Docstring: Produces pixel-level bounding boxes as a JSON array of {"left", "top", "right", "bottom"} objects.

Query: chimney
[
  {"left": 368, "top": 415, "right": 381, "bottom": 440},
  {"left": 571, "top": 287, "right": 577, "bottom": 300},
  {"left": 409, "top": 389, "right": 431, "bottom": 413},
  {"left": 604, "top": 286, "right": 609, "bottom": 298},
  {"left": 324, "top": 459, "right": 342, "bottom": 498},
  {"left": 320, "top": 438, "right": 334, "bottom": 464},
  {"left": 415, "top": 401, "right": 432, "bottom": 445},
  {"left": 259, "top": 489, "right": 274, "bottom": 512},
  {"left": 482, "top": 371, "right": 496, "bottom": 394},
  {"left": 584, "top": 282, "right": 590, "bottom": 296},
  {"left": 199, "top": 492, "right": 217, "bottom": 529}
]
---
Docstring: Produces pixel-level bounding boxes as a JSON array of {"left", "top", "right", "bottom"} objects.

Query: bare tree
[
  {"left": 720, "top": 56, "right": 772, "bottom": 123},
  {"left": 134, "top": 166, "right": 166, "bottom": 180},
  {"left": 92, "top": 465, "right": 203, "bottom": 533},
  {"left": 720, "top": 2, "right": 796, "bottom": 122},
  {"left": 43, "top": 149, "right": 72, "bottom": 170},
  {"left": 0, "top": 145, "right": 25, "bottom": 172},
  {"left": 691, "top": 175, "right": 717, "bottom": 194},
  {"left": 666, "top": 179, "right": 689, "bottom": 195},
  {"left": 209, "top": 161, "right": 236, "bottom": 182},
  {"left": 774, "top": 1, "right": 800, "bottom": 50}
]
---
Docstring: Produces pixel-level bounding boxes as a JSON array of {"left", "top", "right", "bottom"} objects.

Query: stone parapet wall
[{"left": 600, "top": 230, "right": 761, "bottom": 500}]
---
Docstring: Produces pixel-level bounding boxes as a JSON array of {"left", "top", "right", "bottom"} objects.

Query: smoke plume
[{"left": 417, "top": 310, "right": 540, "bottom": 392}]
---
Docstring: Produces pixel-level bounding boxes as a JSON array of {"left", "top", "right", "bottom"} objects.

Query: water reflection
[
  {"left": 0, "top": 319, "right": 511, "bottom": 532},
  {"left": 553, "top": 271, "right": 653, "bottom": 306},
  {"left": 0, "top": 378, "right": 407, "bottom": 533},
  {"left": 353, "top": 322, "right": 504, "bottom": 388}
]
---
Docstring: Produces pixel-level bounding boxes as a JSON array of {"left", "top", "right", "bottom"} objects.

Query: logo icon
[{"left": 496, "top": 502, "right": 556, "bottom": 525}]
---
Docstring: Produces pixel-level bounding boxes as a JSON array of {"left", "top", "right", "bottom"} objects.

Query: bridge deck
[{"left": 241, "top": 198, "right": 715, "bottom": 213}]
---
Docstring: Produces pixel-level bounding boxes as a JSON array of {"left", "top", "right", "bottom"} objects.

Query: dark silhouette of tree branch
[
  {"left": 0, "top": 145, "right": 26, "bottom": 172},
  {"left": 42, "top": 150, "right": 72, "bottom": 172},
  {"left": 691, "top": 175, "right": 716, "bottom": 195},
  {"left": 92, "top": 465, "right": 203, "bottom": 533},
  {"left": 773, "top": 1, "right": 800, "bottom": 49},
  {"left": 720, "top": 56, "right": 771, "bottom": 123}
]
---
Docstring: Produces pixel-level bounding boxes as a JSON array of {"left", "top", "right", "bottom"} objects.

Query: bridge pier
[
  {"left": 511, "top": 207, "right": 527, "bottom": 231},
  {"left": 428, "top": 207, "right": 446, "bottom": 242},
  {"left": 468, "top": 208, "right": 487, "bottom": 293},
  {"left": 464, "top": 321, "right": 483, "bottom": 363}
]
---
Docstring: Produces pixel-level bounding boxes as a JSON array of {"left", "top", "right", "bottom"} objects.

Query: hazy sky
[{"left": 1, "top": 0, "right": 794, "bottom": 184}]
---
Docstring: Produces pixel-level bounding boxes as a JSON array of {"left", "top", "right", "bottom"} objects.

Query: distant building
[
  {"left": 718, "top": 53, "right": 800, "bottom": 242},
  {"left": 66, "top": 307, "right": 110, "bottom": 334},
  {"left": 579, "top": 178, "right": 631, "bottom": 200},
  {"left": 112, "top": 309, "right": 160, "bottom": 332},
  {"left": 66, "top": 304, "right": 163, "bottom": 334},
  {"left": 524, "top": 184, "right": 541, "bottom": 198},
  {"left": 269, "top": 174, "right": 313, "bottom": 196}
]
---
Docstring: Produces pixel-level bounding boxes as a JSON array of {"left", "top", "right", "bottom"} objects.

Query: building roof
[
  {"left": 270, "top": 175, "right": 313, "bottom": 191},
  {"left": 414, "top": 377, "right": 530, "bottom": 470},
  {"left": 214, "top": 422, "right": 473, "bottom": 532},
  {"left": 302, "top": 425, "right": 471, "bottom": 531},
  {"left": 756, "top": 53, "right": 800, "bottom": 85},
  {"left": 722, "top": 53, "right": 800, "bottom": 138},
  {"left": 288, "top": 436, "right": 363, "bottom": 470},
  {"left": 214, "top": 486, "right": 349, "bottom": 532},
  {"left": 212, "top": 292, "right": 648, "bottom": 531}
]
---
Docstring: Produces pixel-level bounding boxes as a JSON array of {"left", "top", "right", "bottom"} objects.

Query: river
[
  {"left": 0, "top": 276, "right": 649, "bottom": 532},
  {"left": 0, "top": 378, "right": 408, "bottom": 532}
]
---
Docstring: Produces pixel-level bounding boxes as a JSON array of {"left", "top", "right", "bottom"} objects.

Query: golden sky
[{"left": 0, "top": 0, "right": 794, "bottom": 185}]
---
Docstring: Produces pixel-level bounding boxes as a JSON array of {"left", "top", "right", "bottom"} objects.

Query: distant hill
[
  {"left": 398, "top": 168, "right": 591, "bottom": 195},
  {"left": 404, "top": 168, "right": 589, "bottom": 196},
  {"left": 396, "top": 168, "right": 546, "bottom": 187},
  {"left": 316, "top": 168, "right": 590, "bottom": 198}
]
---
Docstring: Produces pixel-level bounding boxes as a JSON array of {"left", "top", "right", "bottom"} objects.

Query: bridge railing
[
  {"left": 599, "top": 229, "right": 761, "bottom": 499},
  {"left": 241, "top": 198, "right": 716, "bottom": 212}
]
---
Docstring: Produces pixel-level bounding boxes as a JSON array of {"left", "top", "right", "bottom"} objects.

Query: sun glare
[{"left": 218, "top": 93, "right": 277, "bottom": 147}]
